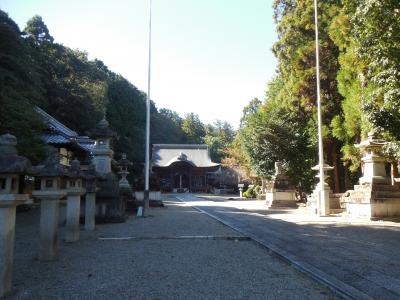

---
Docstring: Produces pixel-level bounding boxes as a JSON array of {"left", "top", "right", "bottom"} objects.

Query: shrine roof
[
  {"left": 36, "top": 107, "right": 94, "bottom": 152},
  {"left": 152, "top": 144, "right": 219, "bottom": 168}
]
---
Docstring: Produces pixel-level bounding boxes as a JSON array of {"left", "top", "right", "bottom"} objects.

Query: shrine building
[{"left": 151, "top": 144, "right": 220, "bottom": 193}]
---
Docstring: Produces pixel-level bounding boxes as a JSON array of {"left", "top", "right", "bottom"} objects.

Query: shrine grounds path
[
  {"left": 178, "top": 193, "right": 400, "bottom": 300},
  {"left": 8, "top": 196, "right": 339, "bottom": 299}
]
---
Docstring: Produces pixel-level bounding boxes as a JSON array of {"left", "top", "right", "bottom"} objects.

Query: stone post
[
  {"left": 85, "top": 192, "right": 96, "bottom": 230},
  {"left": 117, "top": 154, "right": 133, "bottom": 215},
  {"left": 65, "top": 159, "right": 85, "bottom": 242},
  {"left": 39, "top": 195, "right": 61, "bottom": 260},
  {"left": 32, "top": 148, "right": 66, "bottom": 261},
  {"left": 0, "top": 134, "right": 31, "bottom": 297},
  {"left": 83, "top": 163, "right": 98, "bottom": 231}
]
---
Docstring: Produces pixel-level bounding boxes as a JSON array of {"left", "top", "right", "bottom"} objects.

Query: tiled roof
[
  {"left": 36, "top": 107, "right": 78, "bottom": 137},
  {"left": 36, "top": 107, "right": 94, "bottom": 152},
  {"left": 41, "top": 133, "right": 71, "bottom": 145},
  {"left": 152, "top": 144, "right": 219, "bottom": 168}
]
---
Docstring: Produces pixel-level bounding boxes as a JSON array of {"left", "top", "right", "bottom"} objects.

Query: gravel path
[{"left": 8, "top": 196, "right": 340, "bottom": 299}]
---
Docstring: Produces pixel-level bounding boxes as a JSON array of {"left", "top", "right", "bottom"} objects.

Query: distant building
[
  {"left": 152, "top": 144, "right": 220, "bottom": 192},
  {"left": 36, "top": 107, "right": 94, "bottom": 166}
]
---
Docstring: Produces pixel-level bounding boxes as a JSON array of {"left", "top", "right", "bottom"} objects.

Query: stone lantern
[
  {"left": 238, "top": 183, "right": 244, "bottom": 198},
  {"left": 117, "top": 153, "right": 132, "bottom": 189},
  {"left": 32, "top": 148, "right": 67, "bottom": 261},
  {"left": 65, "top": 159, "right": 85, "bottom": 242},
  {"left": 92, "top": 118, "right": 115, "bottom": 175},
  {"left": 0, "top": 134, "right": 31, "bottom": 297},
  {"left": 356, "top": 131, "right": 389, "bottom": 185},
  {"left": 83, "top": 163, "right": 98, "bottom": 231},
  {"left": 311, "top": 163, "right": 334, "bottom": 215}
]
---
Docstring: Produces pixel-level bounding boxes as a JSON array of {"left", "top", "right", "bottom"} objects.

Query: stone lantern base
[
  {"left": 341, "top": 183, "right": 400, "bottom": 219},
  {"left": 266, "top": 190, "right": 297, "bottom": 209}
]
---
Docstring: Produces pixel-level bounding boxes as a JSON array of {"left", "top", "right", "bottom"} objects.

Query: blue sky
[{"left": 2, "top": 0, "right": 277, "bottom": 128}]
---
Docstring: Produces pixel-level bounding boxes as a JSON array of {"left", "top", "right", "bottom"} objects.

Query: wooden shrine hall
[{"left": 151, "top": 144, "right": 220, "bottom": 193}]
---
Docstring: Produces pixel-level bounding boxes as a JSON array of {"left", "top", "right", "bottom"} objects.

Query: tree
[
  {"left": 0, "top": 10, "right": 46, "bottom": 162},
  {"left": 240, "top": 98, "right": 261, "bottom": 128},
  {"left": 264, "top": 0, "right": 345, "bottom": 192},
  {"left": 181, "top": 113, "right": 206, "bottom": 144},
  {"left": 159, "top": 108, "right": 183, "bottom": 127},
  {"left": 24, "top": 15, "right": 54, "bottom": 43},
  {"left": 239, "top": 97, "right": 316, "bottom": 192},
  {"left": 203, "top": 120, "right": 235, "bottom": 162}
]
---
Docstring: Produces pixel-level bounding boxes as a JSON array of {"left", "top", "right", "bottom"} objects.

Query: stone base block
[
  {"left": 266, "top": 191, "right": 297, "bottom": 208},
  {"left": 346, "top": 200, "right": 400, "bottom": 219}
]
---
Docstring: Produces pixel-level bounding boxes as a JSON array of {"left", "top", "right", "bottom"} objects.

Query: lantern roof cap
[
  {"left": 118, "top": 153, "right": 132, "bottom": 168},
  {"left": 32, "top": 148, "right": 66, "bottom": 178},
  {"left": 312, "top": 163, "right": 334, "bottom": 171},
  {"left": 0, "top": 134, "right": 32, "bottom": 174},
  {"left": 92, "top": 118, "right": 115, "bottom": 138},
  {"left": 65, "top": 159, "right": 83, "bottom": 179},
  {"left": 355, "top": 130, "right": 386, "bottom": 149}
]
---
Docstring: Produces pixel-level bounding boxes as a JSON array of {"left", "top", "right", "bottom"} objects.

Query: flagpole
[
  {"left": 144, "top": 0, "right": 152, "bottom": 216},
  {"left": 314, "top": 0, "right": 328, "bottom": 216}
]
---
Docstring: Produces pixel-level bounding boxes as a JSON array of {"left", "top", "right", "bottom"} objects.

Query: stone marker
[
  {"left": 32, "top": 148, "right": 66, "bottom": 261},
  {"left": 65, "top": 159, "right": 85, "bottom": 242},
  {"left": 83, "top": 163, "right": 98, "bottom": 231},
  {"left": 0, "top": 134, "right": 31, "bottom": 297}
]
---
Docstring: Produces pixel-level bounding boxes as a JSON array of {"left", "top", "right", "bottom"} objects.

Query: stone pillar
[
  {"left": 317, "top": 182, "right": 331, "bottom": 216},
  {"left": 85, "top": 192, "right": 96, "bottom": 231},
  {"left": 39, "top": 197, "right": 61, "bottom": 261},
  {"left": 65, "top": 159, "right": 85, "bottom": 242},
  {"left": 0, "top": 205, "right": 16, "bottom": 297},
  {"left": 0, "top": 134, "right": 31, "bottom": 297},
  {"left": 66, "top": 193, "right": 81, "bottom": 242}
]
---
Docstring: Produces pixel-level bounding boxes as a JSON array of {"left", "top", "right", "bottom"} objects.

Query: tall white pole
[
  {"left": 144, "top": 0, "right": 152, "bottom": 216},
  {"left": 314, "top": 0, "right": 328, "bottom": 216}
]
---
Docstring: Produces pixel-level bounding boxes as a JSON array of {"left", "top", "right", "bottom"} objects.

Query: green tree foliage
[
  {"left": 329, "top": 0, "right": 400, "bottom": 168},
  {"left": 24, "top": 15, "right": 54, "bottom": 43},
  {"left": 354, "top": 1, "right": 400, "bottom": 141},
  {"left": 203, "top": 120, "right": 235, "bottom": 162},
  {"left": 181, "top": 113, "right": 206, "bottom": 144},
  {"left": 159, "top": 108, "right": 183, "bottom": 127},
  {"left": 239, "top": 97, "right": 316, "bottom": 192},
  {"left": 0, "top": 10, "right": 46, "bottom": 162}
]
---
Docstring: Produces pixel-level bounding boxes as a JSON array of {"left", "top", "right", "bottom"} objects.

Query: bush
[{"left": 243, "top": 185, "right": 255, "bottom": 198}]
